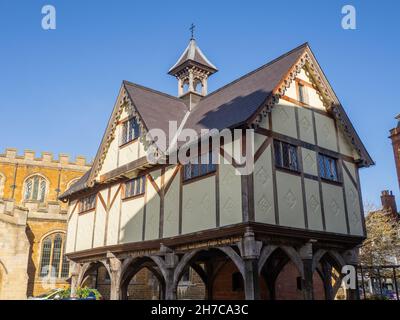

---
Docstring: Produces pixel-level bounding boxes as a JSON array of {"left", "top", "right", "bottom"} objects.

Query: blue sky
[{"left": 0, "top": 0, "right": 399, "bottom": 207}]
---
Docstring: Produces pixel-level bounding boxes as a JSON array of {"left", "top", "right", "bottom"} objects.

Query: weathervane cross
[{"left": 190, "top": 23, "right": 195, "bottom": 39}]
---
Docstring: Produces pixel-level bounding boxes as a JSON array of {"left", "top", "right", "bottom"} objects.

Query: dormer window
[
  {"left": 120, "top": 117, "right": 141, "bottom": 146},
  {"left": 298, "top": 83, "right": 309, "bottom": 104}
]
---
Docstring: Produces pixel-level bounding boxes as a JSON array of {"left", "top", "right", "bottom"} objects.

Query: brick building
[
  {"left": 0, "top": 148, "right": 90, "bottom": 299},
  {"left": 390, "top": 115, "right": 400, "bottom": 190}
]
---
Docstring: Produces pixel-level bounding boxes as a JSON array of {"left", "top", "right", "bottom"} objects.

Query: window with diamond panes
[
  {"left": 318, "top": 154, "right": 339, "bottom": 182},
  {"left": 274, "top": 140, "right": 299, "bottom": 172}
]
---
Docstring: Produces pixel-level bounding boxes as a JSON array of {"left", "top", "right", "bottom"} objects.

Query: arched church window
[
  {"left": 24, "top": 175, "right": 48, "bottom": 202},
  {"left": 39, "top": 232, "right": 69, "bottom": 279}
]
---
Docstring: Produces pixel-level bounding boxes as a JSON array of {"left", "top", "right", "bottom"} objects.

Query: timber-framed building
[{"left": 60, "top": 39, "right": 373, "bottom": 300}]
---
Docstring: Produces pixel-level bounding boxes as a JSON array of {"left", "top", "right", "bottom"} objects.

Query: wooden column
[
  {"left": 300, "top": 242, "right": 314, "bottom": 300},
  {"left": 243, "top": 259, "right": 260, "bottom": 300},
  {"left": 239, "top": 228, "right": 262, "bottom": 300},
  {"left": 108, "top": 255, "right": 122, "bottom": 300},
  {"left": 69, "top": 262, "right": 80, "bottom": 298}
]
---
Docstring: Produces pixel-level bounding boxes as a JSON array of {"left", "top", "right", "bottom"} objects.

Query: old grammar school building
[{"left": 60, "top": 38, "right": 374, "bottom": 300}]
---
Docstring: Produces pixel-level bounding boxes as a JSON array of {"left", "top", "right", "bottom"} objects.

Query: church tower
[
  {"left": 390, "top": 114, "right": 400, "bottom": 190},
  {"left": 168, "top": 25, "right": 217, "bottom": 109}
]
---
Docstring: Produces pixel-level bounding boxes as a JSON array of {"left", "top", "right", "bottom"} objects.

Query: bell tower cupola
[{"left": 168, "top": 24, "right": 218, "bottom": 103}]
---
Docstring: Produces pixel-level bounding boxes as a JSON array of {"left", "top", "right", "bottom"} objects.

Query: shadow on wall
[{"left": 25, "top": 225, "right": 36, "bottom": 297}]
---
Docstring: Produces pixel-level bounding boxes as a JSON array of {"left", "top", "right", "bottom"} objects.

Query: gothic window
[
  {"left": 318, "top": 154, "right": 339, "bottom": 182},
  {"left": 79, "top": 193, "right": 96, "bottom": 212},
  {"left": 24, "top": 175, "right": 47, "bottom": 202},
  {"left": 120, "top": 117, "right": 141, "bottom": 146},
  {"left": 124, "top": 175, "right": 146, "bottom": 198},
  {"left": 274, "top": 140, "right": 299, "bottom": 172},
  {"left": 39, "top": 233, "right": 69, "bottom": 279},
  {"left": 183, "top": 151, "right": 217, "bottom": 181}
]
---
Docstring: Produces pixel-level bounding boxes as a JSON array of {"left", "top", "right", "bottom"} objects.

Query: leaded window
[
  {"left": 120, "top": 117, "right": 141, "bottom": 146},
  {"left": 318, "top": 154, "right": 339, "bottom": 182},
  {"left": 125, "top": 176, "right": 145, "bottom": 198},
  {"left": 39, "top": 233, "right": 69, "bottom": 279},
  {"left": 80, "top": 193, "right": 96, "bottom": 212},
  {"left": 274, "top": 140, "right": 299, "bottom": 172},
  {"left": 24, "top": 175, "right": 47, "bottom": 202},
  {"left": 183, "top": 151, "right": 217, "bottom": 181}
]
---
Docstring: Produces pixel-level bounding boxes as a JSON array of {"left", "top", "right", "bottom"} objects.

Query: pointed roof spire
[{"left": 168, "top": 29, "right": 217, "bottom": 76}]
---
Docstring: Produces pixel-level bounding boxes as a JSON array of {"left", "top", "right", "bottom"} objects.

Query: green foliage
[{"left": 57, "top": 286, "right": 102, "bottom": 300}]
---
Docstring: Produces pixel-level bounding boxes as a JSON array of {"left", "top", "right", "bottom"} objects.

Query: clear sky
[{"left": 0, "top": 0, "right": 399, "bottom": 208}]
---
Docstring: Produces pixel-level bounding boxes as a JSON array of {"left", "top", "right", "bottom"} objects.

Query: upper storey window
[
  {"left": 24, "top": 175, "right": 47, "bottom": 202},
  {"left": 124, "top": 176, "right": 145, "bottom": 199},
  {"left": 318, "top": 154, "right": 339, "bottom": 182},
  {"left": 297, "top": 83, "right": 309, "bottom": 104},
  {"left": 183, "top": 151, "right": 217, "bottom": 181},
  {"left": 79, "top": 193, "right": 96, "bottom": 212},
  {"left": 120, "top": 117, "right": 141, "bottom": 146},
  {"left": 274, "top": 140, "right": 299, "bottom": 172}
]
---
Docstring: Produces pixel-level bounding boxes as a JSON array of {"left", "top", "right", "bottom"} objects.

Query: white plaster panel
[
  {"left": 284, "top": 78, "right": 298, "bottom": 100},
  {"left": 296, "top": 68, "right": 309, "bottom": 82},
  {"left": 219, "top": 158, "right": 242, "bottom": 227},
  {"left": 307, "top": 86, "right": 325, "bottom": 111},
  {"left": 343, "top": 170, "right": 363, "bottom": 236},
  {"left": 315, "top": 113, "right": 338, "bottom": 152},
  {"left": 119, "top": 140, "right": 139, "bottom": 166},
  {"left": 163, "top": 172, "right": 180, "bottom": 238},
  {"left": 93, "top": 199, "right": 106, "bottom": 248},
  {"left": 338, "top": 130, "right": 353, "bottom": 157},
  {"left": 138, "top": 140, "right": 146, "bottom": 158},
  {"left": 66, "top": 210, "right": 77, "bottom": 254},
  {"left": 298, "top": 108, "right": 315, "bottom": 144},
  {"left": 254, "top": 145, "right": 275, "bottom": 224},
  {"left": 254, "top": 133, "right": 267, "bottom": 156},
  {"left": 106, "top": 185, "right": 121, "bottom": 245},
  {"left": 259, "top": 113, "right": 270, "bottom": 130},
  {"left": 99, "top": 137, "right": 118, "bottom": 176},
  {"left": 271, "top": 100, "right": 298, "bottom": 139},
  {"left": 301, "top": 148, "right": 318, "bottom": 176},
  {"left": 304, "top": 178, "right": 323, "bottom": 231},
  {"left": 75, "top": 211, "right": 94, "bottom": 251},
  {"left": 344, "top": 161, "right": 357, "bottom": 182},
  {"left": 150, "top": 169, "right": 162, "bottom": 190},
  {"left": 276, "top": 171, "right": 305, "bottom": 229},
  {"left": 145, "top": 177, "right": 160, "bottom": 240},
  {"left": 182, "top": 176, "right": 216, "bottom": 234},
  {"left": 119, "top": 197, "right": 144, "bottom": 243},
  {"left": 322, "top": 182, "right": 347, "bottom": 234}
]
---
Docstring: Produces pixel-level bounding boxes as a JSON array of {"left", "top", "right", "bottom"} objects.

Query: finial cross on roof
[{"left": 190, "top": 23, "right": 195, "bottom": 40}]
